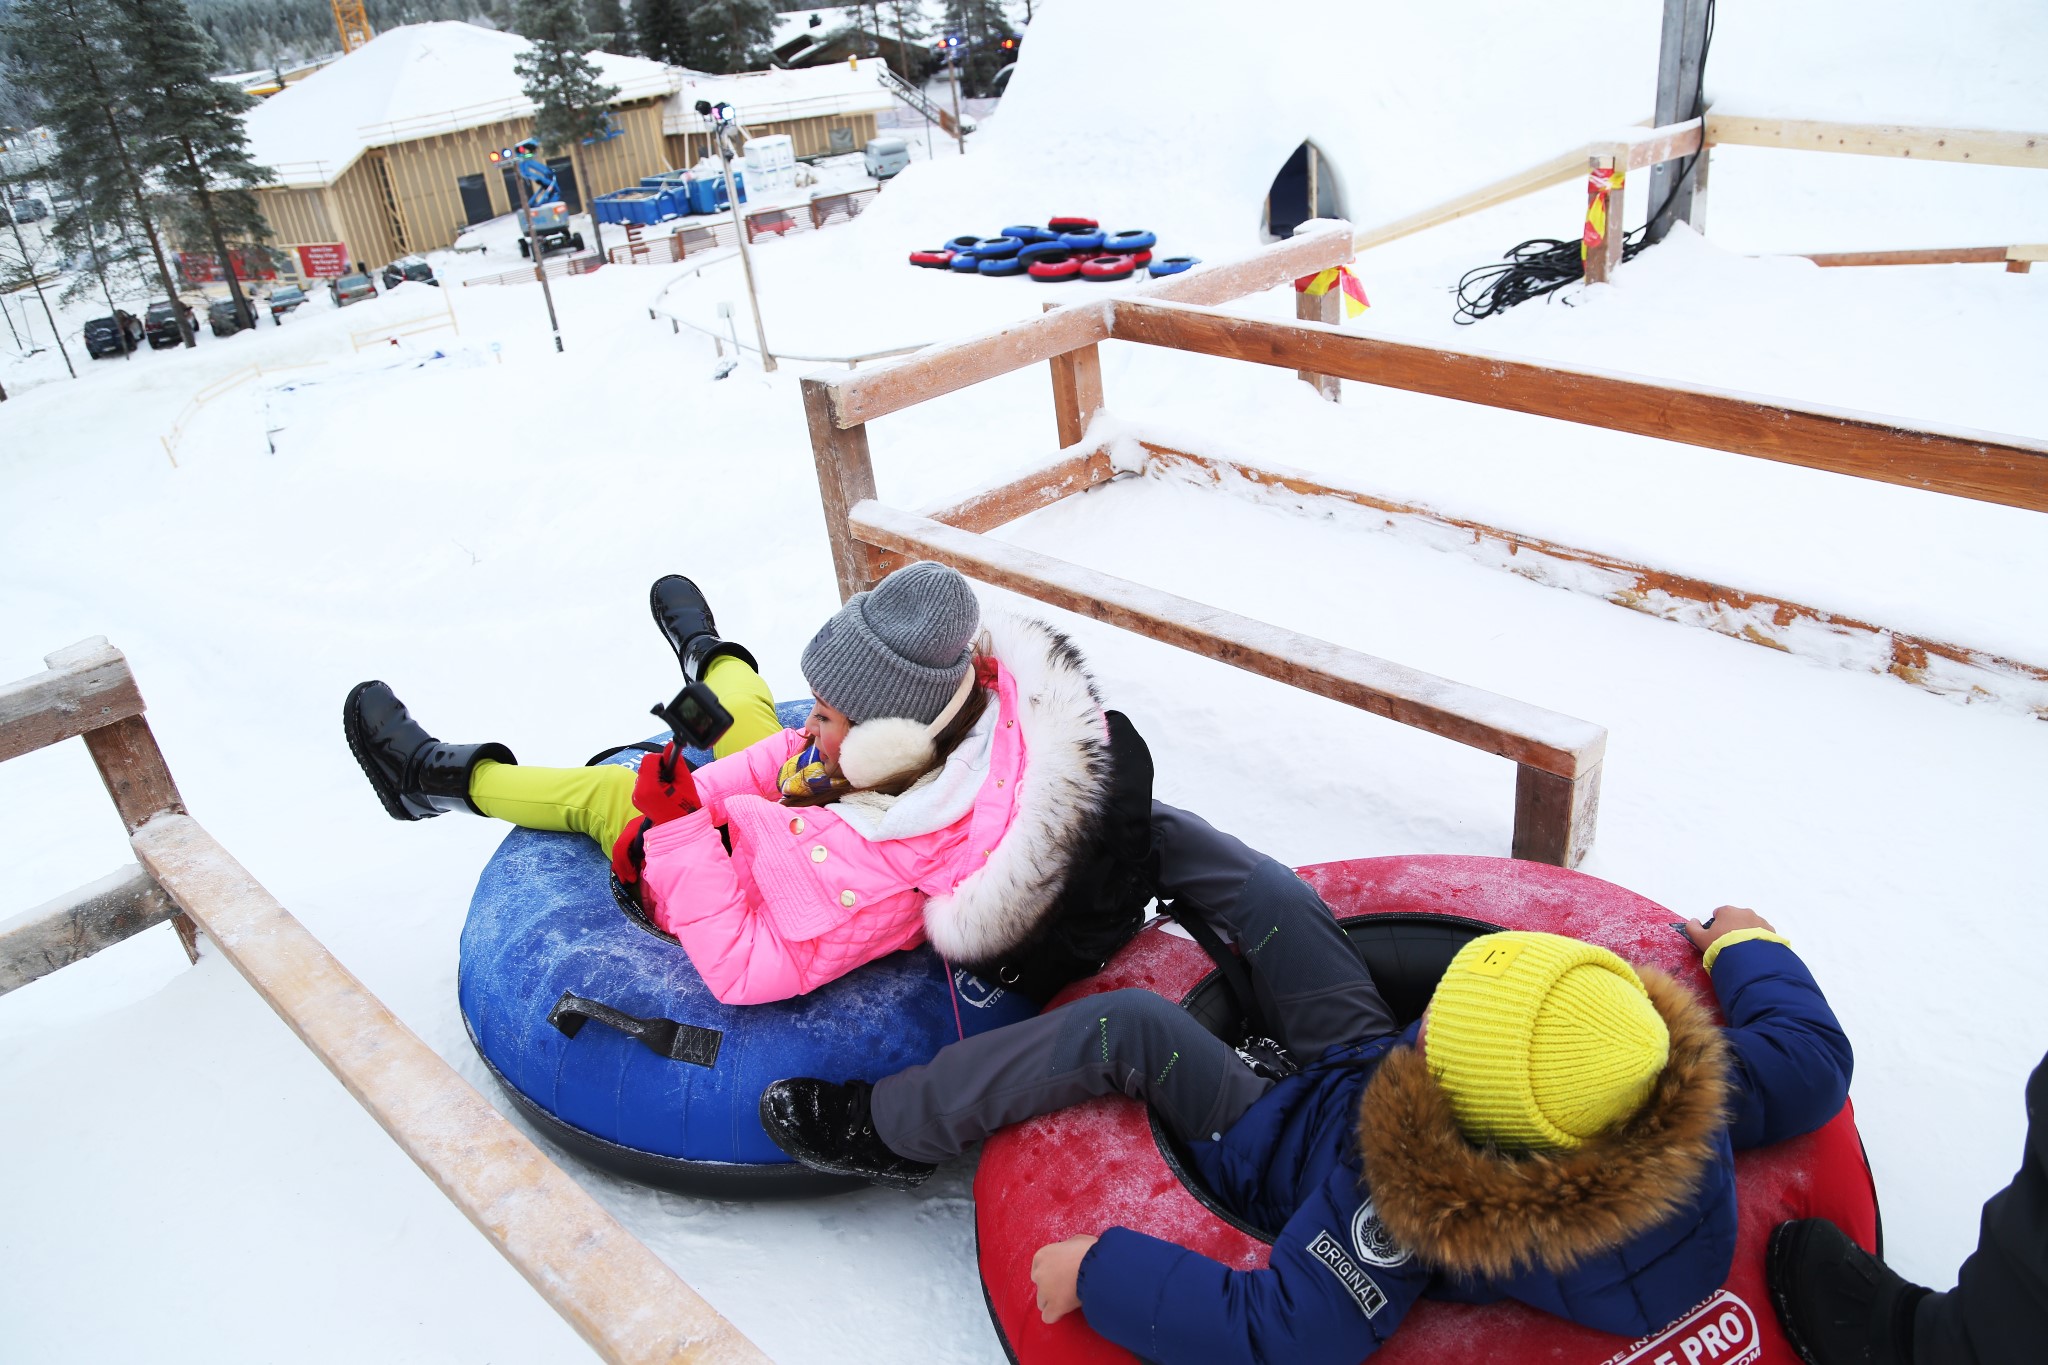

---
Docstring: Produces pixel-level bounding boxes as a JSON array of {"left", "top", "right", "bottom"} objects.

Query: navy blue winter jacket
[{"left": 1072, "top": 936, "right": 1852, "bottom": 1365}]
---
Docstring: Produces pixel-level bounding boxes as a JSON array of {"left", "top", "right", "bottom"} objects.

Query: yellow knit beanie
[{"left": 1424, "top": 932, "right": 1670, "bottom": 1151}]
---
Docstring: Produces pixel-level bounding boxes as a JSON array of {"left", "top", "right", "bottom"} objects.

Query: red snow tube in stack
[{"left": 973, "top": 854, "right": 1881, "bottom": 1365}]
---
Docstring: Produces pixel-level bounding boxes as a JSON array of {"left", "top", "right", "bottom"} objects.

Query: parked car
[
  {"left": 380, "top": 255, "right": 437, "bottom": 289},
  {"left": 864, "top": 137, "right": 911, "bottom": 181},
  {"left": 12, "top": 196, "right": 49, "bottom": 223},
  {"left": 207, "top": 298, "right": 252, "bottom": 337},
  {"left": 144, "top": 299, "right": 197, "bottom": 348},
  {"left": 266, "top": 285, "right": 309, "bottom": 322},
  {"left": 329, "top": 273, "right": 377, "bottom": 307},
  {"left": 83, "top": 310, "right": 145, "bottom": 358}
]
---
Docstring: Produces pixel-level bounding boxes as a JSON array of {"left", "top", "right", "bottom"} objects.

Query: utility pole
[
  {"left": 521, "top": 198, "right": 564, "bottom": 353},
  {"left": 945, "top": 37, "right": 966, "bottom": 156},
  {"left": 698, "top": 99, "right": 775, "bottom": 373},
  {"left": 1646, "top": 0, "right": 1711, "bottom": 245}
]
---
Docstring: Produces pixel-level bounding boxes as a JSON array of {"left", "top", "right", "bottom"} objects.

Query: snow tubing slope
[
  {"left": 459, "top": 700, "right": 1037, "bottom": 1197},
  {"left": 974, "top": 855, "right": 1881, "bottom": 1364}
]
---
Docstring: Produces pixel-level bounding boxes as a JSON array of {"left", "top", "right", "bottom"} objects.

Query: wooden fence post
[
  {"left": 40, "top": 639, "right": 201, "bottom": 961},
  {"left": 803, "top": 378, "right": 888, "bottom": 601},
  {"left": 1046, "top": 304, "right": 1105, "bottom": 446},
  {"left": 1512, "top": 762, "right": 1603, "bottom": 868},
  {"left": 1582, "top": 157, "right": 1625, "bottom": 285},
  {"left": 1295, "top": 285, "right": 1342, "bottom": 400}
]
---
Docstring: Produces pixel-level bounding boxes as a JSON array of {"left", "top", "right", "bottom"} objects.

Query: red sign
[{"left": 296, "top": 242, "right": 351, "bottom": 277}]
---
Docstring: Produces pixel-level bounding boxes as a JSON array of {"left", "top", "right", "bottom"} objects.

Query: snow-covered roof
[
  {"left": 245, "top": 22, "right": 681, "bottom": 189},
  {"left": 663, "top": 58, "right": 893, "bottom": 137},
  {"left": 772, "top": 7, "right": 858, "bottom": 56}
]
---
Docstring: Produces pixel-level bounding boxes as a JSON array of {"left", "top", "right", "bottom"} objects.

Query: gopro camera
[{"left": 651, "top": 680, "right": 734, "bottom": 752}]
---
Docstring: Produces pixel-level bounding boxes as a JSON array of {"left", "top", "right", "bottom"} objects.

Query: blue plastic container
[
  {"left": 593, "top": 189, "right": 669, "bottom": 227},
  {"left": 457, "top": 700, "right": 1037, "bottom": 1196},
  {"left": 685, "top": 170, "right": 747, "bottom": 216}
]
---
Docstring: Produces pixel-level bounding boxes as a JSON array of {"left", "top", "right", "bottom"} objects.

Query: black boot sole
[
  {"left": 1766, "top": 1221, "right": 1825, "bottom": 1365},
  {"left": 343, "top": 680, "right": 428, "bottom": 822}
]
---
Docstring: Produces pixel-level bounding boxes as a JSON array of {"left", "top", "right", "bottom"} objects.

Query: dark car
[
  {"left": 13, "top": 196, "right": 49, "bottom": 223},
  {"left": 380, "top": 255, "right": 437, "bottom": 289},
  {"left": 329, "top": 273, "right": 377, "bottom": 307},
  {"left": 207, "top": 298, "right": 252, "bottom": 337},
  {"left": 266, "top": 285, "right": 309, "bottom": 322},
  {"left": 83, "top": 310, "right": 145, "bottom": 358},
  {"left": 144, "top": 299, "right": 197, "bottom": 348}
]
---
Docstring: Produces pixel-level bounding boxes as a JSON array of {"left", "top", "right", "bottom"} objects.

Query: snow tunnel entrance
[{"left": 1262, "top": 140, "right": 1345, "bottom": 241}]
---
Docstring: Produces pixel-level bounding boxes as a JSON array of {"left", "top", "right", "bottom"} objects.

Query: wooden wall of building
[
  {"left": 665, "top": 111, "right": 880, "bottom": 169},
  {"left": 252, "top": 97, "right": 674, "bottom": 265}
]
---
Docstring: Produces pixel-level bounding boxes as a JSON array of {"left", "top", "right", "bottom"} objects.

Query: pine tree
[
  {"left": 513, "top": 0, "right": 618, "bottom": 257},
  {"left": 1, "top": 0, "right": 194, "bottom": 345},
  {"left": 685, "top": 0, "right": 770, "bottom": 74},
  {"left": 585, "top": 0, "right": 630, "bottom": 54},
  {"left": 112, "top": 0, "right": 272, "bottom": 329},
  {"left": 632, "top": 0, "right": 693, "bottom": 68}
]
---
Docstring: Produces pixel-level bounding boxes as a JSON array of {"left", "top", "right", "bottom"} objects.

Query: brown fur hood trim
[{"left": 1355, "top": 967, "right": 1731, "bottom": 1280}]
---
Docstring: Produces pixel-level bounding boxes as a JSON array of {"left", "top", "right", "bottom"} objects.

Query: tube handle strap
[{"left": 547, "top": 990, "right": 723, "bottom": 1067}]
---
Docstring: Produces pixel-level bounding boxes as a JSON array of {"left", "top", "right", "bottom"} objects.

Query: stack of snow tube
[
  {"left": 908, "top": 216, "right": 1198, "bottom": 281},
  {"left": 458, "top": 698, "right": 1038, "bottom": 1197},
  {"left": 974, "top": 854, "right": 1882, "bottom": 1364}
]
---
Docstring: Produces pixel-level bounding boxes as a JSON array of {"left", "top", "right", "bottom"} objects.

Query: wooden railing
[
  {"left": 804, "top": 224, "right": 1611, "bottom": 867},
  {"left": 0, "top": 640, "right": 768, "bottom": 1365}
]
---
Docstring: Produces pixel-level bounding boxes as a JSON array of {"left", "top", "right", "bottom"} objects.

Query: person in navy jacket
[{"left": 762, "top": 806, "right": 1854, "bottom": 1365}]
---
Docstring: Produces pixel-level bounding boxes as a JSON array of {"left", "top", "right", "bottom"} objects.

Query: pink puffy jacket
[{"left": 639, "top": 657, "right": 1026, "bottom": 1005}]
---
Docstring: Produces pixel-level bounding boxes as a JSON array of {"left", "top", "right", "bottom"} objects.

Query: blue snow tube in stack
[{"left": 458, "top": 699, "right": 1038, "bottom": 1197}]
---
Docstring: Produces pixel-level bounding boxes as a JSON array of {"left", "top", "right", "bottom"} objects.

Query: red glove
[
  {"left": 611, "top": 816, "right": 651, "bottom": 889},
  {"left": 632, "top": 745, "right": 701, "bottom": 825}
]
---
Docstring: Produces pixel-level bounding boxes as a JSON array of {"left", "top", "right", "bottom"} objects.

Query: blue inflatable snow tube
[
  {"left": 458, "top": 699, "right": 1039, "bottom": 1197},
  {"left": 946, "top": 234, "right": 984, "bottom": 252},
  {"left": 1017, "top": 240, "right": 1071, "bottom": 264},
  {"left": 950, "top": 254, "right": 983, "bottom": 272},
  {"left": 1002, "top": 225, "right": 1059, "bottom": 243},
  {"left": 978, "top": 256, "right": 1027, "bottom": 277},
  {"left": 1148, "top": 255, "right": 1201, "bottom": 277},
  {"left": 1103, "top": 230, "right": 1156, "bottom": 252},
  {"left": 1058, "top": 229, "right": 1105, "bottom": 251},
  {"left": 970, "top": 236, "right": 1024, "bottom": 259}
]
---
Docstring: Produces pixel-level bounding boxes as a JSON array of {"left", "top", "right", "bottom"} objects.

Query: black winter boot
[
  {"left": 650, "top": 574, "right": 758, "bottom": 684},
  {"left": 758, "top": 1078, "right": 935, "bottom": 1191},
  {"left": 1769, "top": 1218, "right": 1927, "bottom": 1365},
  {"left": 342, "top": 681, "right": 516, "bottom": 821}
]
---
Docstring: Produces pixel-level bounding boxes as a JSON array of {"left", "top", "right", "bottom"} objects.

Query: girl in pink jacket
[{"left": 344, "top": 562, "right": 1155, "bottom": 1007}]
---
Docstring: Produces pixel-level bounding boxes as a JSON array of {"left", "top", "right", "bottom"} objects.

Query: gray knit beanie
[{"left": 800, "top": 561, "right": 981, "bottom": 724}]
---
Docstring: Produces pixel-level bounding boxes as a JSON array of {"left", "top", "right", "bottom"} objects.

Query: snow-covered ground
[{"left": 3, "top": 2, "right": 2046, "bottom": 1361}]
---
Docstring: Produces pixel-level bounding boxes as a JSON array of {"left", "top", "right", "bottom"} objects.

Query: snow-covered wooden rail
[
  {"left": 803, "top": 225, "right": 1610, "bottom": 867},
  {"left": 0, "top": 640, "right": 772, "bottom": 1365}
]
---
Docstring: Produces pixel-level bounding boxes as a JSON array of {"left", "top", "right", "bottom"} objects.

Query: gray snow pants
[{"left": 870, "top": 802, "right": 1396, "bottom": 1162}]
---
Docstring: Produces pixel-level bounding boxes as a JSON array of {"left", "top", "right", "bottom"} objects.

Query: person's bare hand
[
  {"left": 1030, "top": 1235, "right": 1098, "bottom": 1324},
  {"left": 1682, "top": 905, "right": 1777, "bottom": 954}
]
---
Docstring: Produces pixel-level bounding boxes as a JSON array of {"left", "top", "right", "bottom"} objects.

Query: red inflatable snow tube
[
  {"left": 1048, "top": 215, "right": 1099, "bottom": 232},
  {"left": 974, "top": 855, "right": 1881, "bottom": 1365},
  {"left": 908, "top": 249, "right": 956, "bottom": 269},
  {"left": 1028, "top": 255, "right": 1083, "bottom": 281},
  {"left": 1079, "top": 255, "right": 1136, "bottom": 281}
]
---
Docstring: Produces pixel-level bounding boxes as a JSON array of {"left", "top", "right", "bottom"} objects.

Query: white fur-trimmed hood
[{"left": 919, "top": 612, "right": 1113, "bottom": 965}]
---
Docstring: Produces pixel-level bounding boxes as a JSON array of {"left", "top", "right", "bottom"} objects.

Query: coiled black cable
[{"left": 1453, "top": 0, "right": 1715, "bottom": 325}]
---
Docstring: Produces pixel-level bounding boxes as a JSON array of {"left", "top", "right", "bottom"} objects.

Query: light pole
[
  {"left": 944, "top": 37, "right": 967, "bottom": 156},
  {"left": 697, "top": 100, "right": 775, "bottom": 373}
]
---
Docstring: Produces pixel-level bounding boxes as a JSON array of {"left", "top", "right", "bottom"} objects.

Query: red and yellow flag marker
[
  {"left": 1582, "top": 164, "right": 1624, "bottom": 260},
  {"left": 1293, "top": 265, "right": 1370, "bottom": 319}
]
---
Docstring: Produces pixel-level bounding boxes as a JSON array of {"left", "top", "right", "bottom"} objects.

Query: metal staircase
[{"left": 876, "top": 65, "right": 973, "bottom": 137}]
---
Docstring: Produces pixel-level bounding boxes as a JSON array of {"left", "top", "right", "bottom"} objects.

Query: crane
[{"left": 331, "top": 0, "right": 372, "bottom": 54}]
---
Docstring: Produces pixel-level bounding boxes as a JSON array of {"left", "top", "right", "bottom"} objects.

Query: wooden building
[{"left": 244, "top": 23, "right": 679, "bottom": 269}]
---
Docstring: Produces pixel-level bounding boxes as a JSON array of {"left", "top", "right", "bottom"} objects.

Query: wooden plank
[
  {"left": 1351, "top": 147, "right": 1592, "bottom": 253},
  {"left": 847, "top": 502, "right": 1607, "bottom": 778},
  {"left": 1, "top": 637, "right": 145, "bottom": 764},
  {"left": 803, "top": 379, "right": 892, "bottom": 601},
  {"left": 1801, "top": 246, "right": 2012, "bottom": 268},
  {"left": 821, "top": 223, "right": 1357, "bottom": 428},
  {"left": 1704, "top": 116, "right": 2048, "bottom": 169},
  {"left": 0, "top": 864, "right": 178, "bottom": 996},
  {"left": 1513, "top": 764, "right": 1603, "bottom": 869},
  {"left": 1294, "top": 284, "right": 1342, "bottom": 400},
  {"left": 1048, "top": 337, "right": 1105, "bottom": 447},
  {"left": 129, "top": 812, "right": 771, "bottom": 1365},
  {"left": 1616, "top": 117, "right": 1704, "bottom": 172},
  {"left": 924, "top": 445, "right": 1120, "bottom": 534},
  {"left": 2007, "top": 244, "right": 2047, "bottom": 263},
  {"left": 1107, "top": 299, "right": 2048, "bottom": 514}
]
